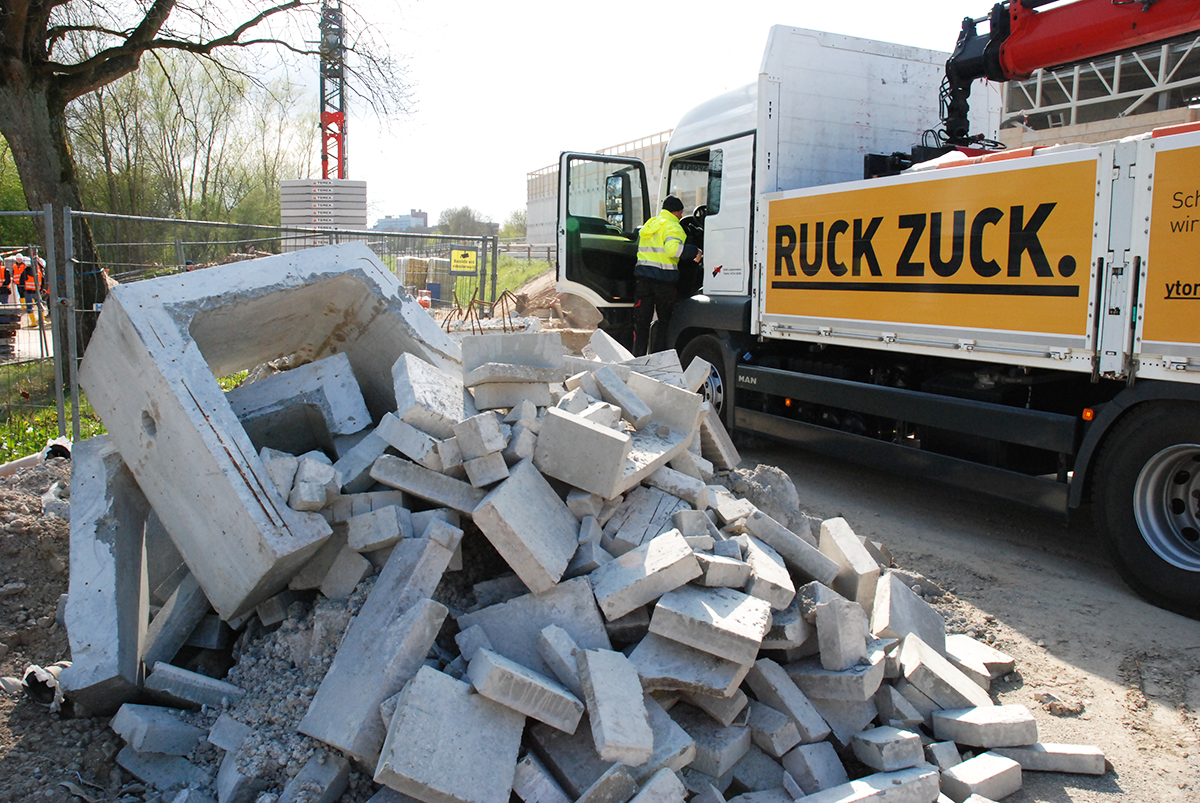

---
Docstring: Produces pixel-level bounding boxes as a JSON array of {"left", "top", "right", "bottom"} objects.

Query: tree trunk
[{"left": 0, "top": 66, "right": 108, "bottom": 355}]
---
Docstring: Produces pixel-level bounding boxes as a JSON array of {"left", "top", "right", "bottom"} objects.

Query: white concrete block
[
  {"left": 684, "top": 688, "right": 749, "bottom": 728},
  {"left": 932, "top": 705, "right": 1037, "bottom": 748},
  {"left": 924, "top": 741, "right": 962, "bottom": 771},
  {"left": 629, "top": 768, "right": 687, "bottom": 803},
  {"left": 261, "top": 447, "right": 299, "bottom": 499},
  {"left": 462, "top": 332, "right": 566, "bottom": 386},
  {"left": 453, "top": 411, "right": 509, "bottom": 460},
  {"left": 780, "top": 741, "right": 848, "bottom": 795},
  {"left": 900, "top": 634, "right": 994, "bottom": 710},
  {"left": 945, "top": 634, "right": 1016, "bottom": 680},
  {"left": 668, "top": 703, "right": 752, "bottom": 778},
  {"left": 347, "top": 505, "right": 412, "bottom": 552},
  {"left": 506, "top": 399, "right": 540, "bottom": 423},
  {"left": 741, "top": 536, "right": 796, "bottom": 611},
  {"left": 939, "top": 753, "right": 1022, "bottom": 803},
  {"left": 278, "top": 750, "right": 350, "bottom": 803},
  {"left": 698, "top": 405, "right": 740, "bottom": 470},
  {"left": 581, "top": 400, "right": 624, "bottom": 429},
  {"left": 590, "top": 530, "right": 701, "bottom": 621},
  {"left": 793, "top": 764, "right": 940, "bottom": 803},
  {"left": 375, "top": 666, "right": 524, "bottom": 803},
  {"left": 744, "top": 659, "right": 831, "bottom": 744},
  {"left": 557, "top": 387, "right": 592, "bottom": 414},
  {"left": 595, "top": 366, "right": 653, "bottom": 429},
  {"left": 590, "top": 328, "right": 635, "bottom": 363},
  {"left": 503, "top": 422, "right": 538, "bottom": 465},
  {"left": 474, "top": 459, "right": 580, "bottom": 593},
  {"left": 989, "top": 743, "right": 1106, "bottom": 775},
  {"left": 818, "top": 518, "right": 880, "bottom": 613},
  {"left": 464, "top": 451, "right": 511, "bottom": 487},
  {"left": 748, "top": 700, "right": 801, "bottom": 758},
  {"left": 393, "top": 352, "right": 475, "bottom": 439},
  {"left": 468, "top": 648, "right": 585, "bottom": 733},
  {"left": 815, "top": 595, "right": 869, "bottom": 671},
  {"left": 579, "top": 649, "right": 654, "bottom": 766},
  {"left": 695, "top": 552, "right": 753, "bottom": 589},
  {"left": 228, "top": 351, "right": 370, "bottom": 439},
  {"left": 371, "top": 454, "right": 486, "bottom": 514},
  {"left": 744, "top": 511, "right": 838, "bottom": 586},
  {"left": 851, "top": 726, "right": 924, "bottom": 772},
  {"left": 871, "top": 572, "right": 946, "bottom": 654},
  {"left": 144, "top": 662, "right": 245, "bottom": 709},
  {"left": 566, "top": 369, "right": 603, "bottom": 397},
  {"left": 59, "top": 437, "right": 149, "bottom": 716},
  {"left": 646, "top": 466, "right": 709, "bottom": 509},
  {"left": 375, "top": 412, "right": 443, "bottom": 470},
  {"left": 650, "top": 586, "right": 771, "bottom": 666},
  {"left": 683, "top": 357, "right": 714, "bottom": 394},
  {"left": 473, "top": 381, "right": 554, "bottom": 410},
  {"left": 668, "top": 448, "right": 715, "bottom": 483},
  {"left": 629, "top": 633, "right": 752, "bottom": 698},
  {"left": 112, "top": 703, "right": 204, "bottom": 755},
  {"left": 534, "top": 407, "right": 633, "bottom": 499},
  {"left": 513, "top": 753, "right": 573, "bottom": 803}
]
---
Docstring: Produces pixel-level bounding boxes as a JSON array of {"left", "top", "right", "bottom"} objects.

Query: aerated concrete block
[
  {"left": 740, "top": 536, "right": 795, "bottom": 611},
  {"left": 534, "top": 407, "right": 632, "bottom": 499},
  {"left": 462, "top": 333, "right": 566, "bottom": 386},
  {"left": 590, "top": 328, "right": 636, "bottom": 362},
  {"left": 347, "top": 505, "right": 413, "bottom": 552},
  {"left": 513, "top": 753, "right": 573, "bottom": 803},
  {"left": 453, "top": 411, "right": 509, "bottom": 460},
  {"left": 794, "top": 764, "right": 940, "bottom": 803},
  {"left": 207, "top": 714, "right": 251, "bottom": 752},
  {"left": 684, "top": 688, "right": 749, "bottom": 728},
  {"left": 989, "top": 743, "right": 1106, "bottom": 775},
  {"left": 142, "top": 573, "right": 210, "bottom": 669},
  {"left": 876, "top": 684, "right": 925, "bottom": 729},
  {"left": 780, "top": 741, "right": 848, "bottom": 795},
  {"left": 807, "top": 696, "right": 879, "bottom": 749},
  {"left": 696, "top": 552, "right": 752, "bottom": 589},
  {"left": 375, "top": 666, "right": 524, "bottom": 803},
  {"left": 557, "top": 387, "right": 592, "bottom": 414},
  {"left": 684, "top": 356, "right": 713, "bottom": 393},
  {"left": 744, "top": 659, "right": 831, "bottom": 744},
  {"left": 464, "top": 451, "right": 511, "bottom": 487},
  {"left": 851, "top": 726, "right": 924, "bottom": 772},
  {"left": 260, "top": 447, "right": 300, "bottom": 504},
  {"left": 59, "top": 436, "right": 150, "bottom": 716},
  {"left": 699, "top": 405, "right": 740, "bottom": 470},
  {"left": 932, "top": 705, "right": 1037, "bottom": 748},
  {"left": 646, "top": 466, "right": 708, "bottom": 509},
  {"left": 473, "top": 381, "right": 554, "bottom": 410},
  {"left": 278, "top": 751, "right": 350, "bottom": 803},
  {"left": 112, "top": 703, "right": 204, "bottom": 755},
  {"left": 527, "top": 715, "right": 613, "bottom": 797},
  {"left": 603, "top": 486, "right": 690, "bottom": 556},
  {"left": 814, "top": 595, "right": 869, "bottom": 671},
  {"left": 749, "top": 700, "right": 801, "bottom": 758},
  {"left": 899, "top": 633, "right": 994, "bottom": 710},
  {"left": 582, "top": 401, "right": 624, "bottom": 429},
  {"left": 579, "top": 649, "right": 655, "bottom": 765},
  {"left": 375, "top": 413, "right": 443, "bottom": 470},
  {"left": 940, "top": 753, "right": 1022, "bottom": 802},
  {"left": 744, "top": 511, "right": 837, "bottom": 586},
  {"left": 630, "top": 633, "right": 752, "bottom": 697},
  {"left": 568, "top": 489, "right": 605, "bottom": 519},
  {"left": 319, "top": 544, "right": 372, "bottom": 599},
  {"left": 761, "top": 599, "right": 811, "bottom": 650},
  {"left": 594, "top": 366, "right": 654, "bottom": 429},
  {"left": 729, "top": 744, "right": 786, "bottom": 792},
  {"left": 629, "top": 768, "right": 687, "bottom": 803},
  {"left": 258, "top": 589, "right": 297, "bottom": 628},
  {"left": 590, "top": 530, "right": 701, "bottom": 621},
  {"left": 787, "top": 647, "right": 886, "bottom": 703},
  {"left": 301, "top": 534, "right": 459, "bottom": 765},
  {"left": 371, "top": 454, "right": 486, "bottom": 514},
  {"left": 332, "top": 431, "right": 392, "bottom": 492},
  {"left": 945, "top": 634, "right": 1016, "bottom": 680},
  {"left": 145, "top": 662, "right": 245, "bottom": 709},
  {"left": 393, "top": 352, "right": 476, "bottom": 439},
  {"left": 818, "top": 518, "right": 880, "bottom": 613},
  {"left": 871, "top": 572, "right": 946, "bottom": 654},
  {"left": 925, "top": 741, "right": 962, "bottom": 771},
  {"left": 650, "top": 585, "right": 771, "bottom": 666},
  {"left": 468, "top": 648, "right": 585, "bottom": 733},
  {"left": 668, "top": 703, "right": 752, "bottom": 777},
  {"left": 458, "top": 577, "right": 612, "bottom": 677},
  {"left": 577, "top": 765, "right": 639, "bottom": 803},
  {"left": 537, "top": 625, "right": 584, "bottom": 698},
  {"left": 474, "top": 459, "right": 580, "bottom": 593},
  {"left": 503, "top": 422, "right": 538, "bottom": 465}
]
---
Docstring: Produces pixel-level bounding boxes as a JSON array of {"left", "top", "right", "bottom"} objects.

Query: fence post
[
  {"left": 491, "top": 235, "right": 499, "bottom": 307},
  {"left": 174, "top": 237, "right": 185, "bottom": 270},
  {"left": 42, "top": 205, "right": 65, "bottom": 438},
  {"left": 63, "top": 208, "right": 80, "bottom": 442}
]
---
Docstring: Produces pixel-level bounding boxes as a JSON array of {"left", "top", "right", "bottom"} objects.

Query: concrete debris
[{"left": 44, "top": 244, "right": 1102, "bottom": 801}]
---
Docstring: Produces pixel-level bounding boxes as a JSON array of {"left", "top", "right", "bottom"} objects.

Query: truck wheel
[
  {"left": 680, "top": 335, "right": 732, "bottom": 430},
  {"left": 1094, "top": 402, "right": 1200, "bottom": 617}
]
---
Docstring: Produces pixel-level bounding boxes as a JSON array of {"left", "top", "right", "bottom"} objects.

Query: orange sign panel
[
  {"left": 1142, "top": 144, "right": 1200, "bottom": 347},
  {"left": 764, "top": 160, "right": 1097, "bottom": 336}
]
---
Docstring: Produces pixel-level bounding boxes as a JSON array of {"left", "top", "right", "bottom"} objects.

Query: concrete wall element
[
  {"left": 461, "top": 332, "right": 566, "bottom": 387},
  {"left": 59, "top": 435, "right": 151, "bottom": 715},
  {"left": 578, "top": 649, "right": 654, "bottom": 766},
  {"left": 80, "top": 243, "right": 451, "bottom": 619},
  {"left": 374, "top": 666, "right": 525, "bottom": 803},
  {"left": 226, "top": 352, "right": 371, "bottom": 454}
]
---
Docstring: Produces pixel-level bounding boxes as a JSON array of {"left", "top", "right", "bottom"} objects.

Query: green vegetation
[
  {"left": 451, "top": 254, "right": 552, "bottom": 308},
  {"left": 0, "top": 360, "right": 104, "bottom": 462}
]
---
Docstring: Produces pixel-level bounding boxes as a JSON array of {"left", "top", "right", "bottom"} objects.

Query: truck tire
[
  {"left": 680, "top": 334, "right": 733, "bottom": 431},
  {"left": 1093, "top": 401, "right": 1200, "bottom": 617}
]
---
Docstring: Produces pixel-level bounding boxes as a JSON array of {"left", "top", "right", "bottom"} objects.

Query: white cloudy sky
[{"left": 339, "top": 1, "right": 992, "bottom": 227}]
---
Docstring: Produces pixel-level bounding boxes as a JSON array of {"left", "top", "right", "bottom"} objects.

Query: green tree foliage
[
  {"left": 499, "top": 208, "right": 527, "bottom": 241},
  {"left": 0, "top": 142, "right": 37, "bottom": 247},
  {"left": 437, "top": 206, "right": 494, "bottom": 236}
]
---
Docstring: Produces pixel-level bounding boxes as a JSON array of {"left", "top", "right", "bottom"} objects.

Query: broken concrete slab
[
  {"left": 527, "top": 715, "right": 614, "bottom": 798},
  {"left": 318, "top": 544, "right": 372, "bottom": 599},
  {"left": 375, "top": 412, "right": 444, "bottom": 471},
  {"left": 112, "top": 703, "right": 204, "bottom": 755},
  {"left": 818, "top": 518, "right": 880, "bottom": 614},
  {"left": 473, "top": 459, "right": 580, "bottom": 593},
  {"left": 375, "top": 666, "right": 525, "bottom": 803},
  {"left": 463, "top": 451, "right": 511, "bottom": 487},
  {"left": 207, "top": 713, "right": 251, "bottom": 752},
  {"left": 744, "top": 659, "right": 831, "bottom": 744},
  {"left": 683, "top": 689, "right": 749, "bottom": 728},
  {"left": 649, "top": 585, "right": 771, "bottom": 666},
  {"left": 116, "top": 745, "right": 211, "bottom": 792},
  {"left": 668, "top": 702, "right": 752, "bottom": 777},
  {"left": 142, "top": 573, "right": 211, "bottom": 670},
  {"left": 989, "top": 743, "right": 1106, "bottom": 775},
  {"left": 729, "top": 743, "right": 786, "bottom": 793},
  {"left": 59, "top": 436, "right": 151, "bottom": 716},
  {"left": 850, "top": 725, "right": 924, "bottom": 772},
  {"left": 457, "top": 577, "right": 612, "bottom": 678},
  {"left": 576, "top": 764, "right": 639, "bottom": 803},
  {"left": 931, "top": 705, "right": 1038, "bottom": 748},
  {"left": 760, "top": 599, "right": 812, "bottom": 651},
  {"left": 637, "top": 693, "right": 699, "bottom": 783},
  {"left": 332, "top": 431, "right": 391, "bottom": 493},
  {"left": 473, "top": 381, "right": 554, "bottom": 410},
  {"left": 513, "top": 752, "right": 573, "bottom": 803},
  {"left": 645, "top": 466, "right": 708, "bottom": 510},
  {"left": 537, "top": 625, "right": 584, "bottom": 699},
  {"left": 939, "top": 752, "right": 1022, "bottom": 802},
  {"left": 468, "top": 647, "right": 585, "bottom": 734},
  {"left": 462, "top": 332, "right": 566, "bottom": 387},
  {"left": 144, "top": 662, "right": 245, "bottom": 709},
  {"left": 740, "top": 536, "right": 795, "bottom": 611},
  {"left": 370, "top": 455, "right": 486, "bottom": 514},
  {"left": 695, "top": 552, "right": 752, "bottom": 589},
  {"left": 683, "top": 357, "right": 713, "bottom": 394},
  {"left": 347, "top": 504, "right": 413, "bottom": 552},
  {"left": 453, "top": 411, "right": 509, "bottom": 460},
  {"left": 393, "top": 351, "right": 476, "bottom": 439},
  {"left": 590, "top": 329, "right": 636, "bottom": 363},
  {"left": 503, "top": 422, "right": 539, "bottom": 466},
  {"left": 787, "top": 648, "right": 885, "bottom": 703},
  {"left": 780, "top": 741, "right": 848, "bottom": 796},
  {"left": 748, "top": 700, "right": 801, "bottom": 758},
  {"left": 871, "top": 572, "right": 946, "bottom": 655},
  {"left": 277, "top": 750, "right": 350, "bottom": 803},
  {"left": 814, "top": 594, "right": 869, "bottom": 672},
  {"left": 579, "top": 649, "right": 655, "bottom": 766},
  {"left": 534, "top": 408, "right": 632, "bottom": 500},
  {"left": 228, "top": 352, "right": 371, "bottom": 453},
  {"left": 602, "top": 486, "right": 691, "bottom": 557},
  {"left": 744, "top": 511, "right": 838, "bottom": 586},
  {"left": 899, "top": 633, "right": 994, "bottom": 710},
  {"left": 590, "top": 530, "right": 701, "bottom": 621},
  {"left": 629, "top": 633, "right": 751, "bottom": 698},
  {"left": 628, "top": 768, "right": 687, "bottom": 803},
  {"left": 807, "top": 696, "right": 879, "bottom": 750},
  {"left": 300, "top": 533, "right": 459, "bottom": 764}
]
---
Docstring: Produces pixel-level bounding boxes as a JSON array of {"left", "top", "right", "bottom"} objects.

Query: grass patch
[
  {"left": 452, "top": 255, "right": 552, "bottom": 307},
  {"left": 0, "top": 359, "right": 105, "bottom": 461}
]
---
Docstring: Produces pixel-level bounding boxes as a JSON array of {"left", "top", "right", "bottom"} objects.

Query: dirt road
[{"left": 739, "top": 435, "right": 1200, "bottom": 802}]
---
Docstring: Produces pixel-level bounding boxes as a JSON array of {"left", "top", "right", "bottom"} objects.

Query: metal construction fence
[{"left": 1, "top": 208, "right": 505, "bottom": 459}]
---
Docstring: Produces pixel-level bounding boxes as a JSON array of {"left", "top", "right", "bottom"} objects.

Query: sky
[{"left": 341, "top": 1, "right": 993, "bottom": 228}]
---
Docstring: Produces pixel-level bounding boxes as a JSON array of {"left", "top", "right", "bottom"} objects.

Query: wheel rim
[
  {"left": 1133, "top": 443, "right": 1200, "bottom": 571},
  {"left": 699, "top": 364, "right": 724, "bottom": 414}
]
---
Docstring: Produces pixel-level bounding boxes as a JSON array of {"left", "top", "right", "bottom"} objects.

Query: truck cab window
[
  {"left": 667, "top": 148, "right": 722, "bottom": 218},
  {"left": 568, "top": 159, "right": 646, "bottom": 235}
]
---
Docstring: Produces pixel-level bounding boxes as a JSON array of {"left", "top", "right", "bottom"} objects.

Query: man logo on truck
[{"left": 773, "top": 202, "right": 1078, "bottom": 295}]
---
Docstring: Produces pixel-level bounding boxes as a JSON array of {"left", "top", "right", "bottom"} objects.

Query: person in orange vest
[
  {"left": 16, "top": 255, "right": 46, "bottom": 327},
  {"left": 0, "top": 254, "right": 11, "bottom": 306}
]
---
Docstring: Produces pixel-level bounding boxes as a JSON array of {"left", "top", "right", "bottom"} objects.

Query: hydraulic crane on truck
[{"left": 941, "top": 0, "right": 1200, "bottom": 145}]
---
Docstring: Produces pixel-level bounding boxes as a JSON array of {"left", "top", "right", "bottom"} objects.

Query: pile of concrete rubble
[{"left": 49, "top": 243, "right": 1105, "bottom": 803}]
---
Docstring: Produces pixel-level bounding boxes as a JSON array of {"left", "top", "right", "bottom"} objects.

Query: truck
[{"left": 554, "top": 3, "right": 1200, "bottom": 616}]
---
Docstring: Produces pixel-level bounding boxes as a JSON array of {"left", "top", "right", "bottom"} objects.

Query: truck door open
[{"left": 557, "top": 153, "right": 650, "bottom": 309}]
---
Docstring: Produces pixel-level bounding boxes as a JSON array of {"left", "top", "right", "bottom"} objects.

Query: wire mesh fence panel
[{"left": 0, "top": 358, "right": 101, "bottom": 463}]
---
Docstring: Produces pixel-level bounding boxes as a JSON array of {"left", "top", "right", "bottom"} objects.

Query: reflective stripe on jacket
[{"left": 635, "top": 210, "right": 687, "bottom": 280}]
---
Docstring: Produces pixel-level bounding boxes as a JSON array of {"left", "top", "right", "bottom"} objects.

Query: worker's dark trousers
[{"left": 633, "top": 277, "right": 678, "bottom": 357}]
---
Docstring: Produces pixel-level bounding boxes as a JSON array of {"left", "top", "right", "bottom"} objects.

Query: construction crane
[
  {"left": 319, "top": 0, "right": 347, "bottom": 179},
  {"left": 941, "top": 0, "right": 1200, "bottom": 145}
]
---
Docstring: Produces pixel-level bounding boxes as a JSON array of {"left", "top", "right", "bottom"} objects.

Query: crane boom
[{"left": 942, "top": 0, "right": 1200, "bottom": 144}]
